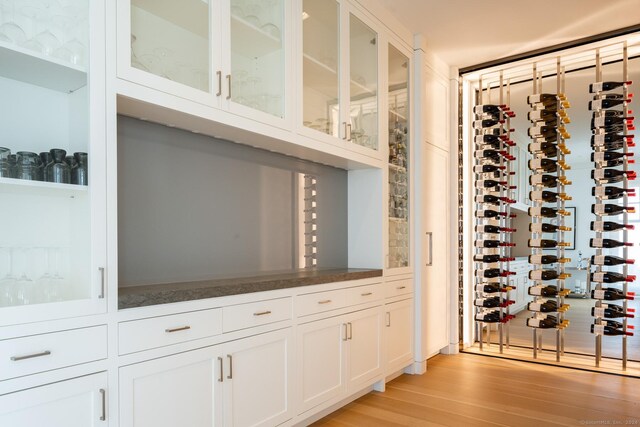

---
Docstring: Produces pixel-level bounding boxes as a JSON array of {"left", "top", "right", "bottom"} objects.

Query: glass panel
[
  {"left": 302, "top": 0, "right": 340, "bottom": 137},
  {"left": 349, "top": 14, "right": 377, "bottom": 150},
  {"left": 388, "top": 45, "right": 409, "bottom": 269},
  {"left": 230, "top": 0, "right": 285, "bottom": 117},
  {"left": 130, "top": 0, "right": 210, "bottom": 92},
  {"left": 0, "top": 0, "right": 91, "bottom": 307}
]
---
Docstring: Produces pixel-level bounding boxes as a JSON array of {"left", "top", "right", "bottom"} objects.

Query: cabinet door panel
[
  {"left": 346, "top": 307, "right": 382, "bottom": 388},
  {"left": 224, "top": 328, "right": 292, "bottom": 427},
  {"left": 386, "top": 299, "right": 413, "bottom": 370},
  {"left": 119, "top": 347, "right": 221, "bottom": 427},
  {"left": 297, "top": 316, "right": 344, "bottom": 413},
  {"left": 0, "top": 372, "right": 107, "bottom": 427}
]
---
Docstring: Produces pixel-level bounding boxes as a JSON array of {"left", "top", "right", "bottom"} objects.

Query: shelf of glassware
[
  {"left": 0, "top": 177, "right": 88, "bottom": 198},
  {"left": 0, "top": 40, "right": 87, "bottom": 93}
]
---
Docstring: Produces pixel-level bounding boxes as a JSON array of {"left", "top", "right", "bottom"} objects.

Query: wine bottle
[
  {"left": 528, "top": 239, "right": 569, "bottom": 248},
  {"left": 589, "top": 99, "right": 629, "bottom": 110},
  {"left": 528, "top": 285, "right": 558, "bottom": 297},
  {"left": 591, "top": 304, "right": 635, "bottom": 319},
  {"left": 528, "top": 158, "right": 558, "bottom": 172},
  {"left": 590, "top": 221, "right": 635, "bottom": 232},
  {"left": 528, "top": 93, "right": 565, "bottom": 104},
  {"left": 528, "top": 109, "right": 559, "bottom": 122},
  {"left": 529, "top": 269, "right": 565, "bottom": 281},
  {"left": 527, "top": 300, "right": 558, "bottom": 313},
  {"left": 527, "top": 316, "right": 558, "bottom": 328},
  {"left": 475, "top": 240, "right": 514, "bottom": 248},
  {"left": 474, "top": 104, "right": 506, "bottom": 115},
  {"left": 590, "top": 271, "right": 636, "bottom": 283},
  {"left": 475, "top": 225, "right": 516, "bottom": 234},
  {"left": 477, "top": 209, "right": 514, "bottom": 219},
  {"left": 594, "top": 319, "right": 626, "bottom": 329},
  {"left": 528, "top": 254, "right": 570, "bottom": 264},
  {"left": 529, "top": 190, "right": 571, "bottom": 203},
  {"left": 594, "top": 186, "right": 635, "bottom": 200},
  {"left": 475, "top": 311, "right": 502, "bottom": 323},
  {"left": 529, "top": 174, "right": 563, "bottom": 187},
  {"left": 475, "top": 195, "right": 499, "bottom": 205},
  {"left": 474, "top": 297, "right": 502, "bottom": 308},
  {"left": 474, "top": 149, "right": 505, "bottom": 160},
  {"left": 473, "top": 119, "right": 504, "bottom": 129},
  {"left": 590, "top": 238, "right": 633, "bottom": 248},
  {"left": 473, "top": 254, "right": 499, "bottom": 263},
  {"left": 591, "top": 324, "right": 633, "bottom": 336},
  {"left": 594, "top": 93, "right": 627, "bottom": 101},
  {"left": 528, "top": 141, "right": 558, "bottom": 155},
  {"left": 591, "top": 288, "right": 634, "bottom": 301},
  {"left": 592, "top": 116, "right": 634, "bottom": 128},
  {"left": 591, "top": 169, "right": 637, "bottom": 183},
  {"left": 475, "top": 283, "right": 510, "bottom": 293},
  {"left": 591, "top": 140, "right": 633, "bottom": 151},
  {"left": 591, "top": 132, "right": 634, "bottom": 144},
  {"left": 591, "top": 204, "right": 636, "bottom": 216},
  {"left": 591, "top": 151, "right": 633, "bottom": 162},
  {"left": 528, "top": 125, "right": 561, "bottom": 138},
  {"left": 595, "top": 158, "right": 634, "bottom": 168},
  {"left": 529, "top": 223, "right": 571, "bottom": 233},
  {"left": 589, "top": 81, "right": 632, "bottom": 93},
  {"left": 473, "top": 164, "right": 505, "bottom": 173},
  {"left": 591, "top": 254, "right": 635, "bottom": 266},
  {"left": 475, "top": 179, "right": 507, "bottom": 189},
  {"left": 475, "top": 269, "right": 500, "bottom": 278},
  {"left": 528, "top": 207, "right": 570, "bottom": 218}
]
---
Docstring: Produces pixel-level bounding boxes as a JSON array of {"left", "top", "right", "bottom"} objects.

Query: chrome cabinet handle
[
  {"left": 227, "top": 354, "right": 233, "bottom": 379},
  {"left": 361, "top": 292, "right": 373, "bottom": 296},
  {"left": 165, "top": 326, "right": 191, "bottom": 333},
  {"left": 386, "top": 312, "right": 391, "bottom": 327},
  {"left": 318, "top": 299, "right": 332, "bottom": 304},
  {"left": 343, "top": 122, "right": 348, "bottom": 140},
  {"left": 426, "top": 232, "right": 433, "bottom": 266},
  {"left": 396, "top": 286, "right": 406, "bottom": 290},
  {"left": 226, "top": 74, "right": 232, "bottom": 100},
  {"left": 216, "top": 71, "right": 222, "bottom": 96},
  {"left": 343, "top": 323, "right": 348, "bottom": 341},
  {"left": 253, "top": 310, "right": 272, "bottom": 316},
  {"left": 10, "top": 350, "right": 51, "bottom": 361},
  {"left": 218, "top": 357, "right": 224, "bottom": 382},
  {"left": 348, "top": 322, "right": 353, "bottom": 340},
  {"left": 99, "top": 389, "right": 106, "bottom": 421},
  {"left": 98, "top": 267, "right": 105, "bottom": 299},
  {"left": 347, "top": 123, "right": 352, "bottom": 141}
]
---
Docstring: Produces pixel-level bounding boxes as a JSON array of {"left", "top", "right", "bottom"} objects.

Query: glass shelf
[
  {"left": 230, "top": 14, "right": 281, "bottom": 58},
  {"left": 0, "top": 41, "right": 87, "bottom": 93}
]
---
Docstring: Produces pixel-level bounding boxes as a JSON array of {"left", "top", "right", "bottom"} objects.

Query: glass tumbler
[
  {"left": 16, "top": 151, "right": 40, "bottom": 181},
  {"left": 45, "top": 148, "right": 70, "bottom": 183}
]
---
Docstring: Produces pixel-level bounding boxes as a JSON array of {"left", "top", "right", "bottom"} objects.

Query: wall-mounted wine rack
[
  {"left": 589, "top": 44, "right": 636, "bottom": 370},
  {"left": 473, "top": 72, "right": 517, "bottom": 353},
  {"left": 526, "top": 59, "right": 572, "bottom": 361}
]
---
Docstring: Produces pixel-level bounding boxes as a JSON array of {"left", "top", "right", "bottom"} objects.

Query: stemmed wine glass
[
  {"left": 0, "top": 0, "right": 27, "bottom": 45},
  {"left": 0, "top": 246, "right": 17, "bottom": 306}
]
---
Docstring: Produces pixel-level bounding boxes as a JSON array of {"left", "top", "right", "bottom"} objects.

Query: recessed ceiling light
[{"left": 302, "top": 12, "right": 310, "bottom": 20}]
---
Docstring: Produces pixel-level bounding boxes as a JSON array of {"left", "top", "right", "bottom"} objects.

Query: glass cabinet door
[
  {"left": 301, "top": 0, "right": 341, "bottom": 138},
  {"left": 229, "top": 0, "right": 286, "bottom": 118},
  {"left": 0, "top": 0, "right": 105, "bottom": 323},
  {"left": 126, "top": 0, "right": 213, "bottom": 94},
  {"left": 387, "top": 44, "right": 409, "bottom": 269},
  {"left": 348, "top": 14, "right": 378, "bottom": 151}
]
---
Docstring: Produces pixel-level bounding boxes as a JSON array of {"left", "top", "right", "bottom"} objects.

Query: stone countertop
[{"left": 118, "top": 268, "right": 383, "bottom": 309}]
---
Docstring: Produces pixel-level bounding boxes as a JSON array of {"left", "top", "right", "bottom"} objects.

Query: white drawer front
[
  {"left": 296, "top": 289, "right": 347, "bottom": 317},
  {"left": 223, "top": 297, "right": 292, "bottom": 333},
  {"left": 0, "top": 326, "right": 107, "bottom": 380},
  {"left": 385, "top": 279, "right": 413, "bottom": 299},
  {"left": 346, "top": 283, "right": 383, "bottom": 306},
  {"left": 119, "top": 308, "right": 222, "bottom": 355}
]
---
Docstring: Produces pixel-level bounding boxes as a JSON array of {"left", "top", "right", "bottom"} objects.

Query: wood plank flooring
[{"left": 312, "top": 353, "right": 640, "bottom": 426}]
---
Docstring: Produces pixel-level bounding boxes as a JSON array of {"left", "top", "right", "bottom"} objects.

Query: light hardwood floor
[{"left": 312, "top": 353, "right": 640, "bottom": 426}]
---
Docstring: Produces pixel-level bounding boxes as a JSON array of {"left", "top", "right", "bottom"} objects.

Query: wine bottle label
[
  {"left": 593, "top": 290, "right": 606, "bottom": 299},
  {"left": 592, "top": 324, "right": 605, "bottom": 335},
  {"left": 528, "top": 286, "right": 544, "bottom": 296},
  {"left": 530, "top": 191, "right": 544, "bottom": 201},
  {"left": 593, "top": 204, "right": 607, "bottom": 215},
  {"left": 528, "top": 302, "right": 543, "bottom": 312},
  {"left": 593, "top": 255, "right": 606, "bottom": 264},
  {"left": 591, "top": 238, "right": 604, "bottom": 247},
  {"left": 591, "top": 82, "right": 605, "bottom": 92},
  {"left": 593, "top": 117, "right": 607, "bottom": 128},
  {"left": 527, "top": 318, "right": 542, "bottom": 327},
  {"left": 592, "top": 272, "right": 606, "bottom": 282},
  {"left": 474, "top": 298, "right": 485, "bottom": 305},
  {"left": 593, "top": 307, "right": 606, "bottom": 317}
]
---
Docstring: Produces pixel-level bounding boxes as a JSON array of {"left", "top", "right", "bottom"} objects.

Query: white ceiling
[{"left": 376, "top": 0, "right": 640, "bottom": 68}]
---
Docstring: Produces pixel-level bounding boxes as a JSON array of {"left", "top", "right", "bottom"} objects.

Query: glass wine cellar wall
[{"left": 463, "top": 36, "right": 640, "bottom": 374}]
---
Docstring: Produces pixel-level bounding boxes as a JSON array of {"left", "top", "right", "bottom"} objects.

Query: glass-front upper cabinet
[
  {"left": 301, "top": 1, "right": 379, "bottom": 152},
  {"left": 387, "top": 43, "right": 410, "bottom": 270},
  {"left": 0, "top": 0, "right": 106, "bottom": 325},
  {"left": 117, "top": 0, "right": 216, "bottom": 105},
  {"left": 227, "top": 0, "right": 288, "bottom": 120}
]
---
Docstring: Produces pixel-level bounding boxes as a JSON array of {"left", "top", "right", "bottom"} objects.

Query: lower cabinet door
[
  {"left": 119, "top": 346, "right": 223, "bottom": 427},
  {"left": 296, "top": 316, "right": 345, "bottom": 414},
  {"left": 223, "top": 328, "right": 293, "bottom": 427},
  {"left": 385, "top": 299, "right": 413, "bottom": 371},
  {"left": 0, "top": 372, "right": 108, "bottom": 426},
  {"left": 345, "top": 307, "right": 383, "bottom": 390}
]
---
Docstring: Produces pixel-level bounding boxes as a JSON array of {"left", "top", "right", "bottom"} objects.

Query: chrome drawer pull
[
  {"left": 253, "top": 310, "right": 272, "bottom": 316},
  {"left": 318, "top": 299, "right": 332, "bottom": 304},
  {"left": 99, "top": 389, "right": 106, "bottom": 421},
  {"left": 218, "top": 357, "right": 224, "bottom": 382},
  {"left": 361, "top": 292, "right": 373, "bottom": 296},
  {"left": 165, "top": 326, "right": 191, "bottom": 333},
  {"left": 10, "top": 350, "right": 51, "bottom": 361},
  {"left": 396, "top": 286, "right": 406, "bottom": 290}
]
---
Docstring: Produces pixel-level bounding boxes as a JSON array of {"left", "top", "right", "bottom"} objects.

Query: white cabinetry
[
  {"left": 384, "top": 298, "right": 413, "bottom": 372},
  {"left": 297, "top": 305, "right": 382, "bottom": 415},
  {"left": 0, "top": 372, "right": 108, "bottom": 426},
  {"left": 119, "top": 328, "right": 293, "bottom": 427},
  {"left": 509, "top": 259, "right": 529, "bottom": 313}
]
